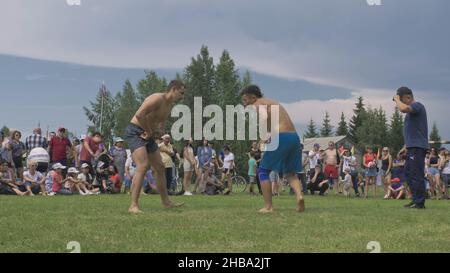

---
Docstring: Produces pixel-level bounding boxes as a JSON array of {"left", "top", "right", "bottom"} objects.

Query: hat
[
  {"left": 391, "top": 178, "right": 401, "bottom": 183},
  {"left": 68, "top": 167, "right": 79, "bottom": 174},
  {"left": 114, "top": 137, "right": 124, "bottom": 143},
  {"left": 52, "top": 163, "right": 66, "bottom": 170},
  {"left": 161, "top": 134, "right": 171, "bottom": 139},
  {"left": 81, "top": 163, "right": 90, "bottom": 169}
]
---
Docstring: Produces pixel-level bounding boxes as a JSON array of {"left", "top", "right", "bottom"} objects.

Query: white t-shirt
[
  {"left": 125, "top": 157, "right": 136, "bottom": 177},
  {"left": 223, "top": 153, "right": 235, "bottom": 169},
  {"left": 78, "top": 173, "right": 93, "bottom": 184},
  {"left": 23, "top": 170, "right": 44, "bottom": 183},
  {"left": 342, "top": 156, "right": 356, "bottom": 172},
  {"left": 308, "top": 151, "right": 321, "bottom": 169}
]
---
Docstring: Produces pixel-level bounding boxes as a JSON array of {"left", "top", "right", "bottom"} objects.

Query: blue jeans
[
  {"left": 405, "top": 148, "right": 426, "bottom": 206},
  {"left": 57, "top": 188, "right": 73, "bottom": 195}
]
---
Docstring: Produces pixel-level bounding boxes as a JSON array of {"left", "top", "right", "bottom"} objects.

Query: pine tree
[
  {"left": 429, "top": 122, "right": 442, "bottom": 150},
  {"left": 83, "top": 84, "right": 116, "bottom": 145},
  {"left": 240, "top": 70, "right": 252, "bottom": 90},
  {"left": 137, "top": 71, "right": 167, "bottom": 103},
  {"left": 388, "top": 107, "right": 404, "bottom": 155},
  {"left": 216, "top": 50, "right": 241, "bottom": 107},
  {"left": 336, "top": 112, "right": 348, "bottom": 136},
  {"left": 114, "top": 80, "right": 140, "bottom": 139},
  {"left": 1, "top": 126, "right": 9, "bottom": 138},
  {"left": 320, "top": 112, "right": 333, "bottom": 137},
  {"left": 304, "top": 118, "right": 319, "bottom": 138},
  {"left": 348, "top": 96, "right": 366, "bottom": 144}
]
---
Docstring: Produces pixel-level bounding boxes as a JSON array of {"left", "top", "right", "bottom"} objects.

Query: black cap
[{"left": 397, "top": 86, "right": 413, "bottom": 97}]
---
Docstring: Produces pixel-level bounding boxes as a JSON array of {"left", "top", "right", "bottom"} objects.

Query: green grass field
[{"left": 0, "top": 190, "right": 449, "bottom": 253}]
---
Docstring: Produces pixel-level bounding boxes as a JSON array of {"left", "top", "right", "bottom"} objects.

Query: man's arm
[
  {"left": 135, "top": 94, "right": 164, "bottom": 137},
  {"left": 393, "top": 96, "right": 414, "bottom": 113}
]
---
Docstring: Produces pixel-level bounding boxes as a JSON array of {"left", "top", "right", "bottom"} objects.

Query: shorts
[
  {"left": 183, "top": 159, "right": 194, "bottom": 172},
  {"left": 269, "top": 171, "right": 279, "bottom": 183},
  {"left": 442, "top": 173, "right": 450, "bottom": 188},
  {"left": 365, "top": 167, "right": 378, "bottom": 177},
  {"left": 13, "top": 157, "right": 23, "bottom": 168},
  {"left": 324, "top": 165, "right": 339, "bottom": 179},
  {"left": 249, "top": 176, "right": 256, "bottom": 184},
  {"left": 259, "top": 132, "right": 302, "bottom": 174},
  {"left": 124, "top": 123, "right": 158, "bottom": 154},
  {"left": 379, "top": 169, "right": 389, "bottom": 177},
  {"left": 427, "top": 167, "right": 440, "bottom": 176}
]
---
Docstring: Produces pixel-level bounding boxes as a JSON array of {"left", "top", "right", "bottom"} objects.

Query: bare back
[{"left": 254, "top": 98, "right": 296, "bottom": 133}]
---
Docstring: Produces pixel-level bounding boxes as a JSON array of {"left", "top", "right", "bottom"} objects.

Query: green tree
[
  {"left": 355, "top": 106, "right": 388, "bottom": 151},
  {"left": 388, "top": 107, "right": 404, "bottom": 155},
  {"left": 240, "top": 70, "right": 252, "bottom": 90},
  {"left": 83, "top": 84, "right": 116, "bottom": 146},
  {"left": 336, "top": 112, "right": 348, "bottom": 136},
  {"left": 1, "top": 126, "right": 10, "bottom": 138},
  {"left": 320, "top": 112, "right": 333, "bottom": 137},
  {"left": 348, "top": 96, "right": 366, "bottom": 144},
  {"left": 304, "top": 118, "right": 319, "bottom": 138},
  {"left": 137, "top": 71, "right": 167, "bottom": 103},
  {"left": 114, "top": 80, "right": 140, "bottom": 139},
  {"left": 429, "top": 122, "right": 442, "bottom": 150}
]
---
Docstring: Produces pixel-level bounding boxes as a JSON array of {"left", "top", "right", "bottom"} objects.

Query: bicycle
[{"left": 221, "top": 169, "right": 247, "bottom": 193}]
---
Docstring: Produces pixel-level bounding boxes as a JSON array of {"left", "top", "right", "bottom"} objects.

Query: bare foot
[
  {"left": 128, "top": 206, "right": 144, "bottom": 214},
  {"left": 296, "top": 198, "right": 305, "bottom": 213},
  {"left": 163, "top": 202, "right": 185, "bottom": 209},
  {"left": 259, "top": 207, "right": 274, "bottom": 213}
]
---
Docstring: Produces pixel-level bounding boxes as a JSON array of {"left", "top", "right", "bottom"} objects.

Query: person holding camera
[{"left": 393, "top": 87, "right": 429, "bottom": 209}]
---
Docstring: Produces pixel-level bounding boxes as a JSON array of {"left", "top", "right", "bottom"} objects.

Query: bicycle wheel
[{"left": 232, "top": 176, "right": 247, "bottom": 193}]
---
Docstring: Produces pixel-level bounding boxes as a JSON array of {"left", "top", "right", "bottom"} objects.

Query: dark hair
[
  {"left": 250, "top": 151, "right": 256, "bottom": 158},
  {"left": 92, "top": 132, "right": 103, "bottom": 138},
  {"left": 167, "top": 80, "right": 185, "bottom": 91},
  {"left": 240, "top": 85, "right": 263, "bottom": 98},
  {"left": 223, "top": 145, "right": 231, "bottom": 152},
  {"left": 397, "top": 86, "right": 413, "bottom": 98}
]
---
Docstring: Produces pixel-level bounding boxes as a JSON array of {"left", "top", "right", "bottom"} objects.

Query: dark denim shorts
[{"left": 124, "top": 123, "right": 158, "bottom": 154}]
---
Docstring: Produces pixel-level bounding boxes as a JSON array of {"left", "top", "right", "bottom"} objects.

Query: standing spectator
[
  {"left": 248, "top": 141, "right": 263, "bottom": 195},
  {"left": 79, "top": 132, "right": 103, "bottom": 175},
  {"left": 182, "top": 138, "right": 196, "bottom": 196},
  {"left": 426, "top": 147, "right": 441, "bottom": 199},
  {"left": 221, "top": 145, "right": 234, "bottom": 195},
  {"left": 341, "top": 149, "right": 360, "bottom": 197},
  {"left": 308, "top": 143, "right": 322, "bottom": 178},
  {"left": 10, "top": 130, "right": 26, "bottom": 180},
  {"left": 74, "top": 135, "right": 85, "bottom": 168},
  {"left": 25, "top": 128, "right": 48, "bottom": 154},
  {"left": 439, "top": 149, "right": 450, "bottom": 200},
  {"left": 0, "top": 132, "right": 13, "bottom": 172},
  {"left": 379, "top": 147, "right": 393, "bottom": 199},
  {"left": 124, "top": 151, "right": 135, "bottom": 194},
  {"left": 197, "top": 139, "right": 212, "bottom": 189},
  {"left": 159, "top": 134, "right": 175, "bottom": 194},
  {"left": 308, "top": 165, "right": 329, "bottom": 195},
  {"left": 363, "top": 147, "right": 378, "bottom": 198},
  {"left": 109, "top": 137, "right": 127, "bottom": 183},
  {"left": 394, "top": 86, "right": 429, "bottom": 209},
  {"left": 340, "top": 168, "right": 353, "bottom": 197},
  {"left": 23, "top": 161, "right": 46, "bottom": 195},
  {"left": 322, "top": 141, "right": 340, "bottom": 194},
  {"left": 51, "top": 163, "right": 72, "bottom": 195},
  {"left": 48, "top": 127, "right": 72, "bottom": 171},
  {"left": 269, "top": 171, "right": 280, "bottom": 196},
  {"left": 248, "top": 151, "right": 258, "bottom": 195}
]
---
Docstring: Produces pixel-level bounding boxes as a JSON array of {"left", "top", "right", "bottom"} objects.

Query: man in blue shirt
[{"left": 393, "top": 86, "right": 428, "bottom": 209}]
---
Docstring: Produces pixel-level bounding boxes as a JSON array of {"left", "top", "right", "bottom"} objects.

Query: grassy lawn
[{"left": 0, "top": 190, "right": 449, "bottom": 253}]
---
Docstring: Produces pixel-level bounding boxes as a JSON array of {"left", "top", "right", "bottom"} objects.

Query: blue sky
[{"left": 0, "top": 0, "right": 449, "bottom": 140}]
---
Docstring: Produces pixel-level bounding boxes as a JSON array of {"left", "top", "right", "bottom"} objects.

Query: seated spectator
[
  {"left": 386, "top": 178, "right": 405, "bottom": 199},
  {"left": 307, "top": 165, "right": 329, "bottom": 196},
  {"left": 65, "top": 167, "right": 94, "bottom": 195},
  {"left": 23, "top": 160, "right": 46, "bottom": 196},
  {"left": 95, "top": 161, "right": 109, "bottom": 193},
  {"left": 51, "top": 163, "right": 72, "bottom": 195},
  {"left": 108, "top": 165, "right": 122, "bottom": 194},
  {"left": 77, "top": 163, "right": 100, "bottom": 194},
  {"left": 0, "top": 160, "right": 28, "bottom": 196},
  {"left": 203, "top": 167, "right": 224, "bottom": 195},
  {"left": 340, "top": 168, "right": 353, "bottom": 197}
]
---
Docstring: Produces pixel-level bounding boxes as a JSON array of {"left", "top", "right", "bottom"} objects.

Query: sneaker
[
  {"left": 383, "top": 194, "right": 389, "bottom": 199},
  {"left": 183, "top": 191, "right": 193, "bottom": 196},
  {"left": 48, "top": 192, "right": 56, "bottom": 196},
  {"left": 408, "top": 204, "right": 426, "bottom": 209},
  {"left": 403, "top": 201, "right": 415, "bottom": 208}
]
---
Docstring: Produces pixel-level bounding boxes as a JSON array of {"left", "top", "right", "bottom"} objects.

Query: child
[
  {"left": 386, "top": 177, "right": 405, "bottom": 199},
  {"left": 340, "top": 168, "right": 353, "bottom": 197},
  {"left": 51, "top": 163, "right": 72, "bottom": 195},
  {"left": 108, "top": 165, "right": 122, "bottom": 194},
  {"left": 247, "top": 151, "right": 257, "bottom": 195},
  {"left": 66, "top": 167, "right": 94, "bottom": 195}
]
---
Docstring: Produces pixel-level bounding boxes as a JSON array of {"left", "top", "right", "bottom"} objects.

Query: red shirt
[
  {"left": 110, "top": 174, "right": 121, "bottom": 190},
  {"left": 50, "top": 137, "right": 72, "bottom": 162},
  {"left": 80, "top": 136, "right": 100, "bottom": 162},
  {"left": 52, "top": 172, "right": 63, "bottom": 192},
  {"left": 364, "top": 153, "right": 376, "bottom": 167}
]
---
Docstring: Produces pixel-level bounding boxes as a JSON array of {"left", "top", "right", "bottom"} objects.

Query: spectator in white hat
[
  {"left": 51, "top": 163, "right": 72, "bottom": 195},
  {"left": 109, "top": 137, "right": 127, "bottom": 183},
  {"left": 78, "top": 163, "right": 100, "bottom": 194},
  {"left": 65, "top": 167, "right": 94, "bottom": 195}
]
